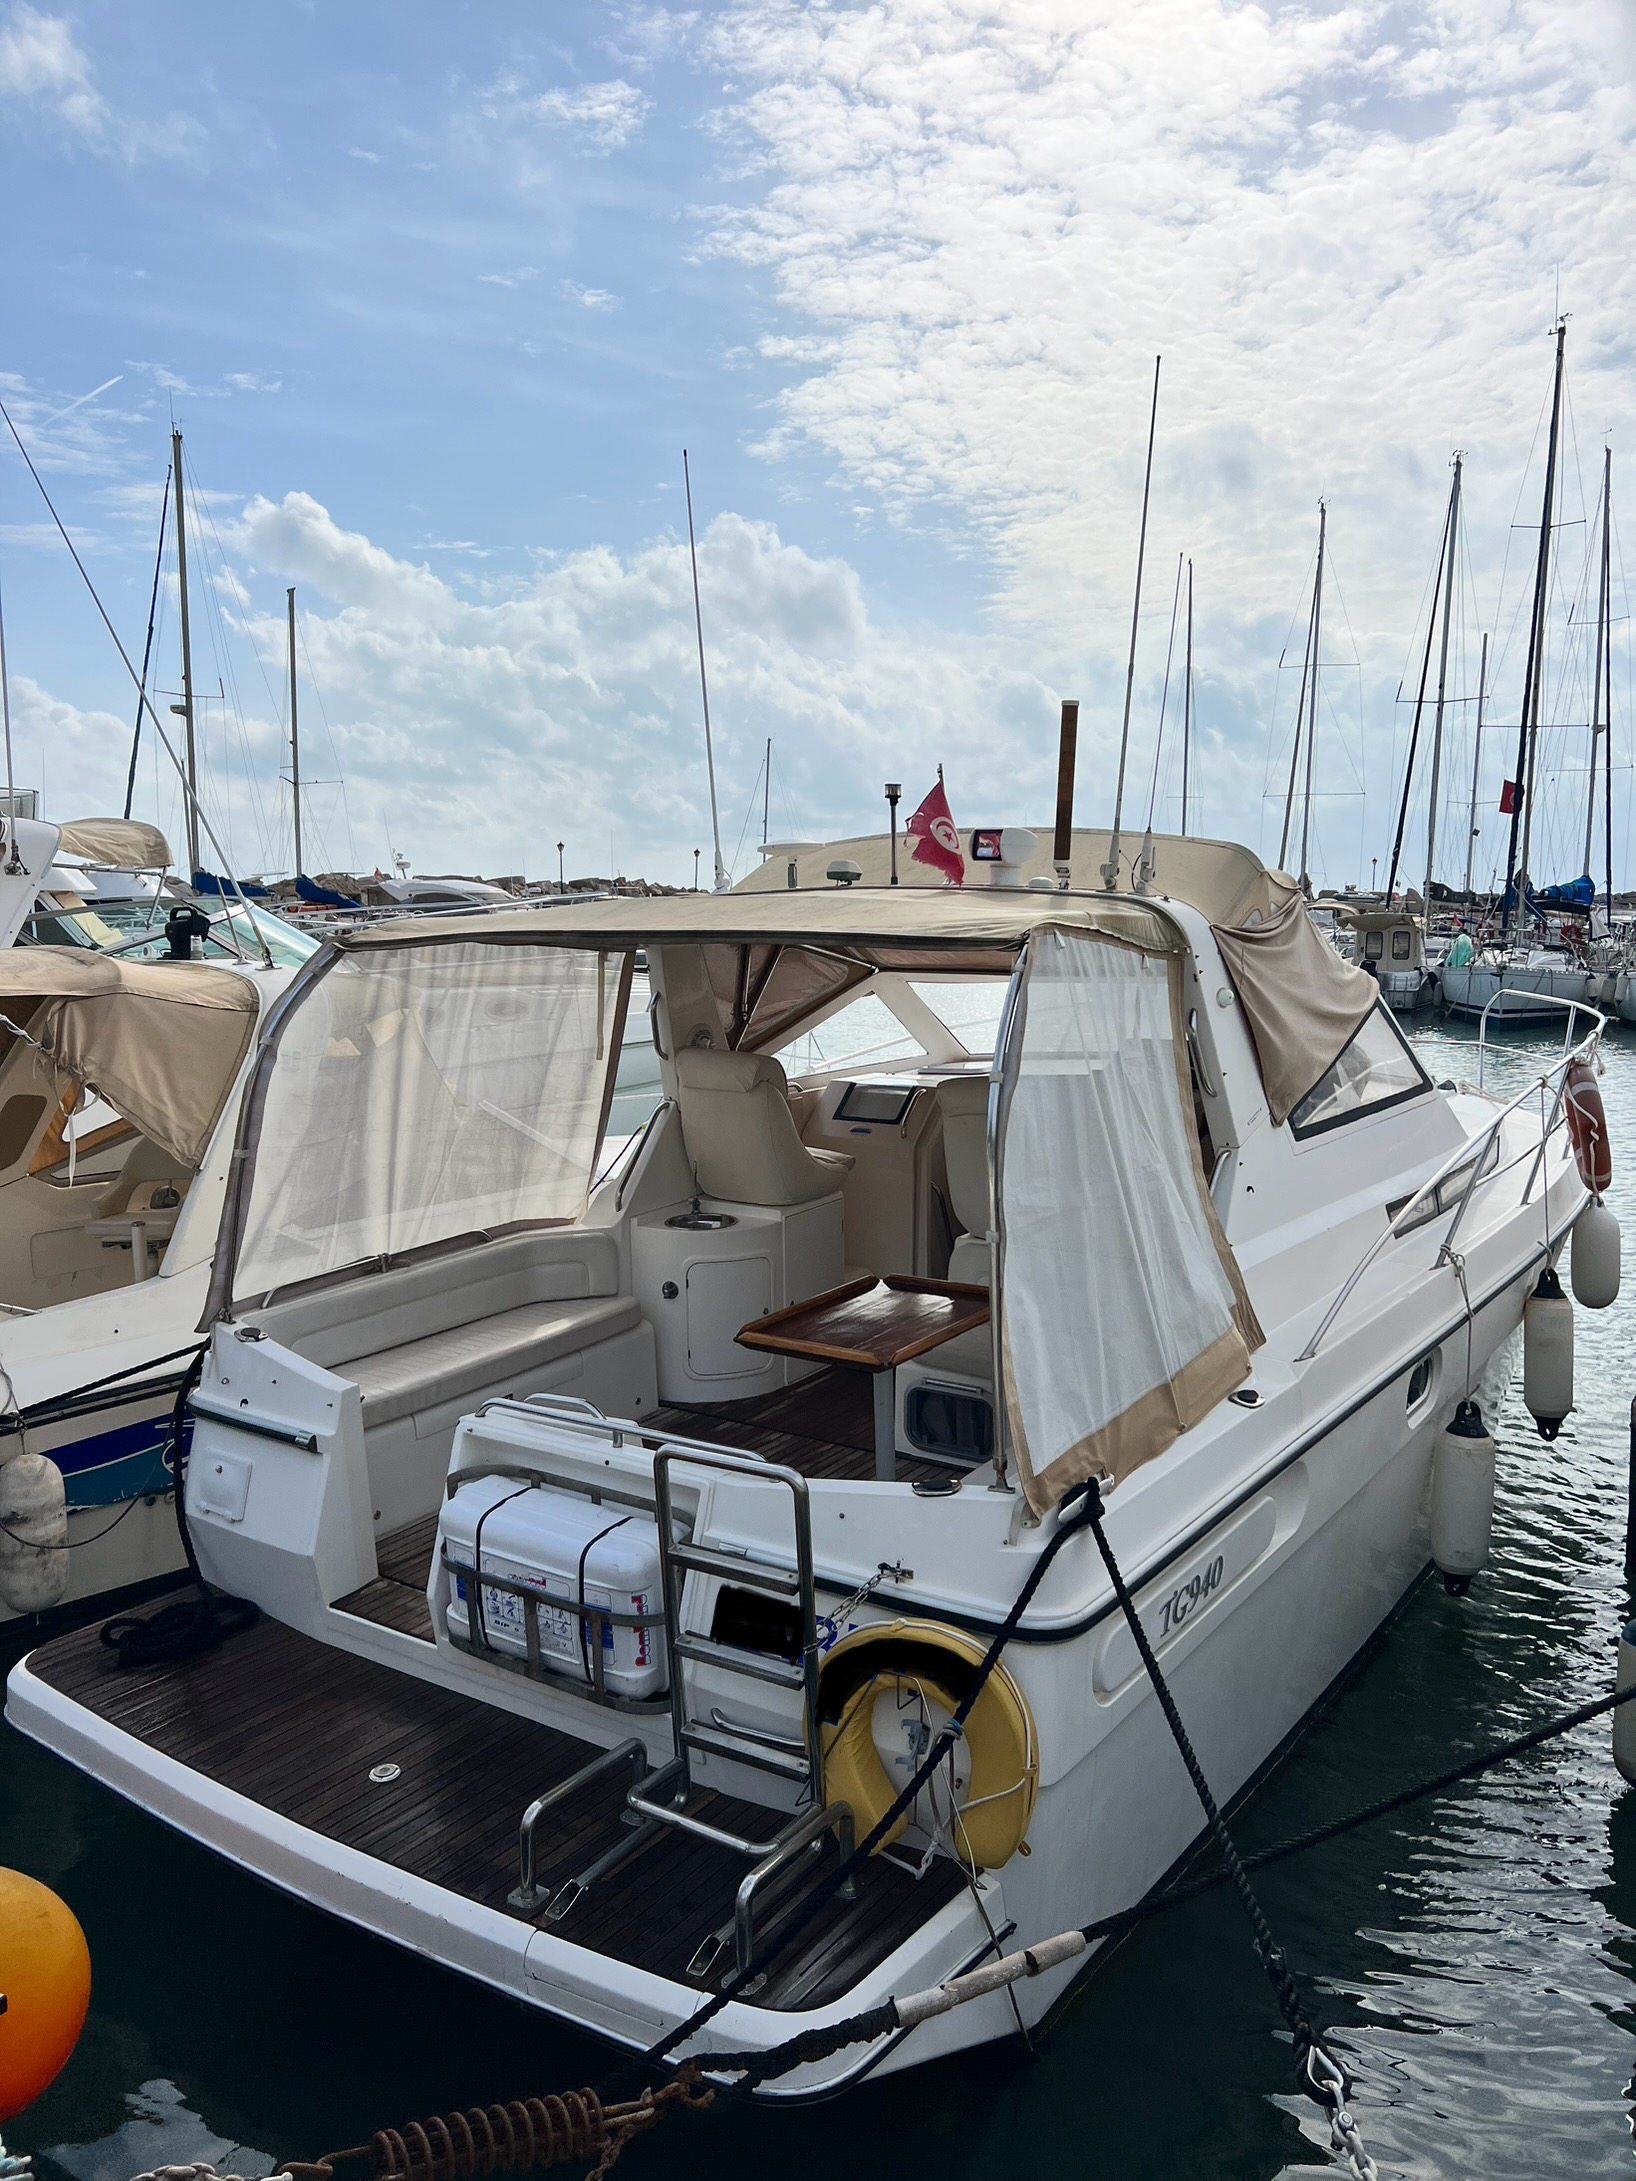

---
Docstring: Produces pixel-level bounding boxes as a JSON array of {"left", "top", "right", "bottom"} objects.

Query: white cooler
[{"left": 439, "top": 1474, "right": 667, "bottom": 1699}]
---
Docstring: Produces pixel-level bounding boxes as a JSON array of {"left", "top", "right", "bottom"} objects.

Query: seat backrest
[
  {"left": 937, "top": 1077, "right": 990, "bottom": 1239},
  {"left": 254, "top": 1228, "right": 620, "bottom": 1369},
  {"left": 95, "top": 1135, "right": 193, "bottom": 1218},
  {"left": 673, "top": 1046, "right": 839, "bottom": 1207}
]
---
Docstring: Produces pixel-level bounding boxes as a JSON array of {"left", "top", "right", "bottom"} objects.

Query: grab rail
[
  {"left": 1476, "top": 989, "right": 1605, "bottom": 1092},
  {"left": 1295, "top": 1014, "right": 1603, "bottom": 1363}
]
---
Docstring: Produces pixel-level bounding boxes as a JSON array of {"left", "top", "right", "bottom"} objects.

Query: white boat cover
[
  {"left": 52, "top": 818, "right": 172, "bottom": 870},
  {"left": 997, "top": 928, "right": 1263, "bottom": 1510},
  {"left": 1211, "top": 890, "right": 1379, "bottom": 1125},
  {"left": 232, "top": 943, "right": 631, "bottom": 1304},
  {"left": 0, "top": 953, "right": 257, "bottom": 1168}
]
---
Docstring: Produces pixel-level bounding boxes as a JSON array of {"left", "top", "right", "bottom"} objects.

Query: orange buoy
[
  {"left": 0, "top": 1869, "right": 90, "bottom": 2120},
  {"left": 1566, "top": 1055, "right": 1613, "bottom": 1197}
]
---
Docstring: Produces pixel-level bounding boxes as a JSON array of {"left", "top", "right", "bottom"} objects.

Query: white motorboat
[
  {"left": 0, "top": 945, "right": 299, "bottom": 1621},
  {"left": 6, "top": 829, "right": 1598, "bottom": 2094},
  {"left": 1342, "top": 906, "right": 1438, "bottom": 1013}
]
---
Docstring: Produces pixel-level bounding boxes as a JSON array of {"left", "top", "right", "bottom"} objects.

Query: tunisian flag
[
  {"left": 905, "top": 774, "right": 965, "bottom": 885},
  {"left": 1499, "top": 780, "right": 1522, "bottom": 815}
]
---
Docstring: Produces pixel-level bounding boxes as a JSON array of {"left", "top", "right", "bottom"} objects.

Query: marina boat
[
  {"left": 0, "top": 944, "right": 299, "bottom": 1621},
  {"left": 1439, "top": 946, "right": 1591, "bottom": 1023},
  {"left": 1343, "top": 906, "right": 1438, "bottom": 1013},
  {"left": 6, "top": 829, "right": 1596, "bottom": 2091}
]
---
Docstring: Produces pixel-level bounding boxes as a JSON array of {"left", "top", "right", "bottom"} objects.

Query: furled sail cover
[
  {"left": 233, "top": 942, "right": 631, "bottom": 1302},
  {"left": 997, "top": 929, "right": 1262, "bottom": 1512},
  {"left": 1211, "top": 889, "right": 1379, "bottom": 1128}
]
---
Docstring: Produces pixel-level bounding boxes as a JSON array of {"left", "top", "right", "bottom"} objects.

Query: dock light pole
[
  {"left": 694, "top": 848, "right": 701, "bottom": 892},
  {"left": 886, "top": 782, "right": 902, "bottom": 884},
  {"left": 557, "top": 841, "right": 565, "bottom": 892}
]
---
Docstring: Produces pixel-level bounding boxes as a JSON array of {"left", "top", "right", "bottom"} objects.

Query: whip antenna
[{"left": 683, "top": 450, "right": 729, "bottom": 892}]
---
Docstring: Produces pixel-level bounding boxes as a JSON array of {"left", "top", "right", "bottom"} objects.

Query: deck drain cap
[{"left": 368, "top": 1762, "right": 402, "bottom": 1784}]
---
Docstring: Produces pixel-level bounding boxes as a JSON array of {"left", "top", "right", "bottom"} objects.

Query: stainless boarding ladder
[{"left": 509, "top": 1440, "right": 854, "bottom": 1980}]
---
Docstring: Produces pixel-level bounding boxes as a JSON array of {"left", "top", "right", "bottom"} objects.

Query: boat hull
[{"left": 1440, "top": 964, "right": 1590, "bottom": 1022}]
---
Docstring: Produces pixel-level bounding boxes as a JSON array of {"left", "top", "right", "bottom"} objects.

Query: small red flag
[
  {"left": 1499, "top": 779, "right": 1521, "bottom": 815},
  {"left": 905, "top": 776, "right": 965, "bottom": 886}
]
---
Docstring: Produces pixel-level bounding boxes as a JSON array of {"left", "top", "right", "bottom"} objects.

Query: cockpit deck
[{"left": 30, "top": 1611, "right": 966, "bottom": 2009}]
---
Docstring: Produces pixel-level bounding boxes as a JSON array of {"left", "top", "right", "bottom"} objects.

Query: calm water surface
[{"left": 8, "top": 1019, "right": 1636, "bottom": 2178}]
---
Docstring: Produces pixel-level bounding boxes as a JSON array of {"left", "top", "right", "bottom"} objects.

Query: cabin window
[
  {"left": 1391, "top": 930, "right": 1412, "bottom": 962},
  {"left": 1288, "top": 1004, "right": 1431, "bottom": 1139},
  {"left": 907, "top": 979, "right": 1009, "bottom": 1059},
  {"left": 1364, "top": 931, "right": 1384, "bottom": 960}
]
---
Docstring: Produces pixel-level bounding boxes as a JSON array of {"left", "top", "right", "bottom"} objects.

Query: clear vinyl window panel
[
  {"left": 1288, "top": 1003, "right": 1430, "bottom": 1139},
  {"left": 235, "top": 944, "right": 627, "bottom": 1299},
  {"left": 907, "top": 979, "right": 1011, "bottom": 1058},
  {"left": 774, "top": 992, "right": 924, "bottom": 1078}
]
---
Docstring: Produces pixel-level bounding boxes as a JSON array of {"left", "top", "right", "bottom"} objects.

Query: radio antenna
[{"left": 683, "top": 450, "right": 729, "bottom": 892}]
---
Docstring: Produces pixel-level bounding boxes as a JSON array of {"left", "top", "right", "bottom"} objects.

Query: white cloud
[
  {"left": 560, "top": 280, "right": 619, "bottom": 310},
  {"left": 14, "top": 487, "right": 1057, "bottom": 885},
  {"left": 478, "top": 266, "right": 540, "bottom": 288},
  {"left": 691, "top": 0, "right": 1636, "bottom": 881},
  {"left": 0, "top": 4, "right": 202, "bottom": 162},
  {"left": 487, "top": 72, "right": 652, "bottom": 150}
]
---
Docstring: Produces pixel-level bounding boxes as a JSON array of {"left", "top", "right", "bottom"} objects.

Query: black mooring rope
[
  {"left": 602, "top": 1482, "right": 1103, "bottom": 2095},
  {"left": 1080, "top": 1478, "right": 1339, "bottom": 2104}
]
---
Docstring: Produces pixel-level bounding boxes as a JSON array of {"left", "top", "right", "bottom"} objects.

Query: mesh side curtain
[
  {"left": 234, "top": 942, "right": 631, "bottom": 1303},
  {"left": 997, "top": 929, "right": 1262, "bottom": 1513}
]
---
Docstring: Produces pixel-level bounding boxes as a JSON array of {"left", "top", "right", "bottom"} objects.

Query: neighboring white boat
[
  {"left": 7, "top": 830, "right": 1596, "bottom": 2092},
  {"left": 1343, "top": 906, "right": 1438, "bottom": 1013},
  {"left": 0, "top": 947, "right": 298, "bottom": 1621},
  {"left": 1440, "top": 947, "right": 1590, "bottom": 1022}
]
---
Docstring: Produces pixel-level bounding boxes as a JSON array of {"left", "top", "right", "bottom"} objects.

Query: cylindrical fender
[
  {"left": 816, "top": 1618, "right": 1038, "bottom": 1869},
  {"left": 1566, "top": 1055, "right": 1613, "bottom": 1197}
]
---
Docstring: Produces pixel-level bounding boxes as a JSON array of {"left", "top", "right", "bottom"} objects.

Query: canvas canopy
[
  {"left": 997, "top": 927, "right": 1263, "bottom": 1512},
  {"left": 229, "top": 942, "right": 631, "bottom": 1304},
  {"left": 1211, "top": 890, "right": 1380, "bottom": 1127},
  {"left": 0, "top": 953, "right": 258, "bottom": 1168},
  {"left": 52, "top": 818, "right": 172, "bottom": 869},
  {"left": 734, "top": 828, "right": 1285, "bottom": 928}
]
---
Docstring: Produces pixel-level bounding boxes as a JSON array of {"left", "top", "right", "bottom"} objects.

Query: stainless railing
[{"left": 1295, "top": 1008, "right": 1604, "bottom": 1362}]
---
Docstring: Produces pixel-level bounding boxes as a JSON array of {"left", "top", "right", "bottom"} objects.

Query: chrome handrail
[
  {"left": 1295, "top": 1018, "right": 1602, "bottom": 1363},
  {"left": 1476, "top": 989, "right": 1605, "bottom": 1091}
]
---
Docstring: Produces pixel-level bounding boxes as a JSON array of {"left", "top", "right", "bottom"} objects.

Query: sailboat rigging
[
  {"left": 1503, "top": 319, "right": 1568, "bottom": 931},
  {"left": 1277, "top": 504, "right": 1325, "bottom": 886}
]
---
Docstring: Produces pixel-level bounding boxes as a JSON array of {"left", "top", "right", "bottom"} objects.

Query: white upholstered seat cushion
[
  {"left": 351, "top": 1294, "right": 640, "bottom": 1428},
  {"left": 674, "top": 1047, "right": 850, "bottom": 1206}
]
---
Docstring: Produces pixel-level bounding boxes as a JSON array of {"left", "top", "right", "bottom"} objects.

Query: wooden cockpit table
[{"left": 736, "top": 1275, "right": 991, "bottom": 1482}]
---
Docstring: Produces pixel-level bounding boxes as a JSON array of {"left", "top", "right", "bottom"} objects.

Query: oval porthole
[{"left": 1406, "top": 1353, "right": 1437, "bottom": 1410}]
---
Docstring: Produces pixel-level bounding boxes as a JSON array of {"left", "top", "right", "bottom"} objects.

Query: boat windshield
[{"left": 21, "top": 900, "right": 319, "bottom": 967}]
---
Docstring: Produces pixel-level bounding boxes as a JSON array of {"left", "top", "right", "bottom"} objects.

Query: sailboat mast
[
  {"left": 1505, "top": 319, "right": 1567, "bottom": 932},
  {"left": 682, "top": 449, "right": 728, "bottom": 893},
  {"left": 1421, "top": 455, "right": 1463, "bottom": 920},
  {"left": 761, "top": 736, "right": 771, "bottom": 851},
  {"left": 1278, "top": 535, "right": 1320, "bottom": 871},
  {"left": 1181, "top": 559, "right": 1193, "bottom": 838},
  {"left": 1465, "top": 631, "right": 1488, "bottom": 897},
  {"left": 1605, "top": 453, "right": 1616, "bottom": 923},
  {"left": 1102, "top": 354, "right": 1161, "bottom": 889},
  {"left": 1386, "top": 485, "right": 1455, "bottom": 902},
  {"left": 1297, "top": 501, "right": 1326, "bottom": 890},
  {"left": 287, "top": 586, "right": 303, "bottom": 879},
  {"left": 171, "top": 428, "right": 200, "bottom": 876},
  {"left": 1584, "top": 447, "right": 1611, "bottom": 881}
]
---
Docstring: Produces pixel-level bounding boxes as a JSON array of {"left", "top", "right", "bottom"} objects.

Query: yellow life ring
[{"left": 816, "top": 1618, "right": 1038, "bottom": 1869}]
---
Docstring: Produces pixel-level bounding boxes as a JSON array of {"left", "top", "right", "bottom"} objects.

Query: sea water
[{"left": 6, "top": 1018, "right": 1636, "bottom": 2179}]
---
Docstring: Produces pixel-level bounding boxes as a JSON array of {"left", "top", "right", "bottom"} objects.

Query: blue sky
[{"left": 1, "top": 1, "right": 1632, "bottom": 890}]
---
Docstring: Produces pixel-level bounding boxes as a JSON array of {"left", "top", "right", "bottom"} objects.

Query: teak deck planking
[{"left": 29, "top": 1613, "right": 965, "bottom": 2011}]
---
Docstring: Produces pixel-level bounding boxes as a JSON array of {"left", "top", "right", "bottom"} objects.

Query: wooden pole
[{"left": 1054, "top": 699, "right": 1079, "bottom": 887}]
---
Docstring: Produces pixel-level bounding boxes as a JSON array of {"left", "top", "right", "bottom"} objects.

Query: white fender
[
  {"left": 1429, "top": 1400, "right": 1496, "bottom": 1595},
  {"left": 1523, "top": 1265, "right": 1573, "bottom": 1441},
  {"left": 0, "top": 1451, "right": 69, "bottom": 1613},
  {"left": 1571, "top": 1201, "right": 1621, "bottom": 1310}
]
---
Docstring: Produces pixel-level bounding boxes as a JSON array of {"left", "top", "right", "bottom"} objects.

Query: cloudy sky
[{"left": 0, "top": 0, "right": 1631, "bottom": 890}]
